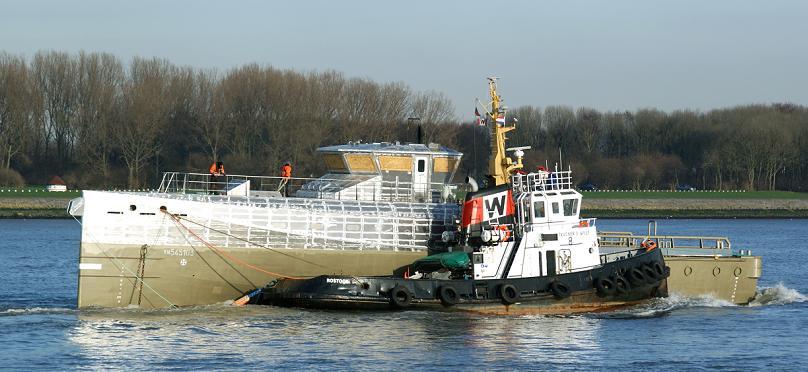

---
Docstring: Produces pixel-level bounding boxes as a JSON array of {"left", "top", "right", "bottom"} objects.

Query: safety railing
[
  {"left": 511, "top": 169, "right": 573, "bottom": 193},
  {"left": 598, "top": 231, "right": 732, "bottom": 253},
  {"left": 157, "top": 171, "right": 459, "bottom": 203}
]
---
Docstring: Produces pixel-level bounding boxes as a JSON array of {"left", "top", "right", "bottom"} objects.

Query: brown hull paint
[
  {"left": 663, "top": 255, "right": 761, "bottom": 304},
  {"left": 77, "top": 242, "right": 424, "bottom": 309}
]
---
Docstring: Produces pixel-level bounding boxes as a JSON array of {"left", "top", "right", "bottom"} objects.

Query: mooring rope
[
  {"left": 71, "top": 215, "right": 178, "bottom": 308},
  {"left": 162, "top": 210, "right": 306, "bottom": 280},
  {"left": 169, "top": 212, "right": 329, "bottom": 270}
]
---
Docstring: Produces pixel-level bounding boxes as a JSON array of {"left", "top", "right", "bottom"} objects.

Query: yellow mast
[{"left": 485, "top": 78, "right": 523, "bottom": 185}]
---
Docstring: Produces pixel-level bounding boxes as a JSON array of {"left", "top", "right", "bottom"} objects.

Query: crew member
[
  {"left": 209, "top": 161, "right": 225, "bottom": 193},
  {"left": 278, "top": 162, "right": 292, "bottom": 196}
]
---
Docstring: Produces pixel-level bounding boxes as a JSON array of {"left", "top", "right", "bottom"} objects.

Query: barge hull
[
  {"left": 663, "top": 255, "right": 761, "bottom": 304},
  {"left": 77, "top": 242, "right": 423, "bottom": 308}
]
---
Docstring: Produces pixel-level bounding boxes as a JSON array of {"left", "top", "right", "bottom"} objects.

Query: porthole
[
  {"left": 683, "top": 266, "right": 693, "bottom": 276},
  {"left": 712, "top": 267, "right": 721, "bottom": 277},
  {"left": 129, "top": 205, "right": 137, "bottom": 211}
]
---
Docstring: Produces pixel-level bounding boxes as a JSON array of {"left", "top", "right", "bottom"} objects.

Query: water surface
[{"left": 0, "top": 219, "right": 805, "bottom": 370}]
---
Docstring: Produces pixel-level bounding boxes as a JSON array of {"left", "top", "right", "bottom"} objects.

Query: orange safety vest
[
  {"left": 281, "top": 164, "right": 292, "bottom": 178},
  {"left": 218, "top": 164, "right": 225, "bottom": 175},
  {"left": 209, "top": 163, "right": 217, "bottom": 174}
]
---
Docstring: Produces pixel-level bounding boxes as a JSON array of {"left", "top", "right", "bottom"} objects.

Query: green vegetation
[
  {"left": 581, "top": 191, "right": 808, "bottom": 200},
  {"left": 582, "top": 209, "right": 808, "bottom": 219},
  {"left": 2, "top": 50, "right": 807, "bottom": 194},
  {"left": 0, "top": 187, "right": 80, "bottom": 198},
  {"left": 0, "top": 209, "right": 69, "bottom": 218}
]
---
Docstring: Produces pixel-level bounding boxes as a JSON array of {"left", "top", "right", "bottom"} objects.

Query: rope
[
  {"left": 168, "top": 212, "right": 330, "bottom": 270},
  {"left": 162, "top": 210, "right": 305, "bottom": 280},
  {"left": 71, "top": 215, "right": 178, "bottom": 308}
]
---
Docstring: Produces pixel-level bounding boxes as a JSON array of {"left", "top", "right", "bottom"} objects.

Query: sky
[{"left": 2, "top": 0, "right": 807, "bottom": 118}]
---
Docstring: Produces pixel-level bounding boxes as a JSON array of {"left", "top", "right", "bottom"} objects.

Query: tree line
[{"left": 1, "top": 50, "right": 806, "bottom": 192}]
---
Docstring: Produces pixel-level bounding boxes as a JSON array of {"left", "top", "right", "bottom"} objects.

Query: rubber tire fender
[
  {"left": 549, "top": 281, "right": 571, "bottom": 300},
  {"left": 627, "top": 267, "right": 647, "bottom": 287},
  {"left": 594, "top": 277, "right": 616, "bottom": 297},
  {"left": 438, "top": 285, "right": 459, "bottom": 307},
  {"left": 642, "top": 264, "right": 660, "bottom": 282},
  {"left": 613, "top": 275, "right": 630, "bottom": 294},
  {"left": 500, "top": 284, "right": 520, "bottom": 305},
  {"left": 652, "top": 261, "right": 666, "bottom": 278},
  {"left": 389, "top": 285, "right": 412, "bottom": 309}
]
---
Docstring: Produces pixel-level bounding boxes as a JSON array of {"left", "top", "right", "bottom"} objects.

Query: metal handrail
[
  {"left": 511, "top": 169, "right": 574, "bottom": 193},
  {"left": 598, "top": 231, "right": 731, "bottom": 251},
  {"left": 157, "top": 171, "right": 460, "bottom": 203}
]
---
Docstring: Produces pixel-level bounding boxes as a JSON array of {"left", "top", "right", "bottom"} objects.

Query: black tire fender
[
  {"left": 643, "top": 264, "right": 660, "bottom": 282},
  {"left": 594, "top": 277, "right": 616, "bottom": 296},
  {"left": 628, "top": 267, "right": 647, "bottom": 286},
  {"left": 652, "top": 261, "right": 666, "bottom": 278},
  {"left": 613, "top": 275, "right": 630, "bottom": 294},
  {"left": 549, "top": 281, "right": 571, "bottom": 300},
  {"left": 438, "top": 285, "right": 459, "bottom": 307},
  {"left": 500, "top": 284, "right": 520, "bottom": 305},
  {"left": 389, "top": 285, "right": 412, "bottom": 308}
]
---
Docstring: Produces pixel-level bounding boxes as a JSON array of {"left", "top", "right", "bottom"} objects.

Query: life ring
[
  {"left": 438, "top": 285, "right": 459, "bottom": 307},
  {"left": 500, "top": 284, "right": 520, "bottom": 305},
  {"left": 495, "top": 225, "right": 512, "bottom": 241},
  {"left": 594, "top": 277, "right": 616, "bottom": 296},
  {"left": 579, "top": 220, "right": 589, "bottom": 227},
  {"left": 644, "top": 239, "right": 658, "bottom": 251},
  {"left": 642, "top": 264, "right": 660, "bottom": 281},
  {"left": 389, "top": 285, "right": 412, "bottom": 308},
  {"left": 627, "top": 267, "right": 647, "bottom": 287},
  {"left": 549, "top": 281, "right": 571, "bottom": 300},
  {"left": 613, "top": 275, "right": 630, "bottom": 294}
]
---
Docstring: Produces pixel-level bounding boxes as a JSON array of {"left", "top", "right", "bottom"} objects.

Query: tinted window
[
  {"left": 552, "top": 202, "right": 559, "bottom": 214},
  {"left": 534, "top": 201, "right": 545, "bottom": 219},
  {"left": 563, "top": 198, "right": 579, "bottom": 216},
  {"left": 417, "top": 159, "right": 425, "bottom": 172}
]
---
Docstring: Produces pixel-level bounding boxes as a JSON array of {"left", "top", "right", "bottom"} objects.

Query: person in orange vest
[
  {"left": 278, "top": 162, "right": 292, "bottom": 196},
  {"left": 209, "top": 161, "right": 225, "bottom": 193}
]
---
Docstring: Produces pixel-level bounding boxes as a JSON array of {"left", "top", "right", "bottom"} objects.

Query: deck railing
[
  {"left": 598, "top": 231, "right": 732, "bottom": 253},
  {"left": 157, "top": 171, "right": 459, "bottom": 203},
  {"left": 511, "top": 169, "right": 573, "bottom": 193}
]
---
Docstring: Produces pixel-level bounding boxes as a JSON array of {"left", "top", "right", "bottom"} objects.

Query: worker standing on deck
[
  {"left": 209, "top": 161, "right": 225, "bottom": 194},
  {"left": 278, "top": 162, "right": 292, "bottom": 196}
]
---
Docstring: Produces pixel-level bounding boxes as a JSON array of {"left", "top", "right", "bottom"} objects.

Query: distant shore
[{"left": 2, "top": 195, "right": 808, "bottom": 219}]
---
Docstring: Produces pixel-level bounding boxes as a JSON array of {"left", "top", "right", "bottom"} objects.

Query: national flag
[
  {"left": 495, "top": 114, "right": 505, "bottom": 125},
  {"left": 474, "top": 107, "right": 484, "bottom": 126}
]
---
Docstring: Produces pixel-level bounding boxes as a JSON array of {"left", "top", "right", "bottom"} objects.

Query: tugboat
[{"left": 245, "top": 78, "right": 669, "bottom": 314}]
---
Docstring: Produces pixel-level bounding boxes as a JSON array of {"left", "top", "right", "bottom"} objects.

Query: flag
[
  {"left": 495, "top": 114, "right": 505, "bottom": 125},
  {"left": 474, "top": 107, "right": 483, "bottom": 126}
]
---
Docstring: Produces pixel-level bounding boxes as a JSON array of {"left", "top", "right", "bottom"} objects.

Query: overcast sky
[{"left": 2, "top": 0, "right": 806, "bottom": 118}]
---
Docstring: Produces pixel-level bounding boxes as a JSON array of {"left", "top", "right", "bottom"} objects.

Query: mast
[{"left": 485, "top": 78, "right": 524, "bottom": 186}]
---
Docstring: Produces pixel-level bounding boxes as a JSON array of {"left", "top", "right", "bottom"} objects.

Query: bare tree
[{"left": 115, "top": 57, "right": 172, "bottom": 187}]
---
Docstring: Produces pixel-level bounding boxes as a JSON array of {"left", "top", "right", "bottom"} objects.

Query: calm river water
[{"left": 0, "top": 218, "right": 806, "bottom": 370}]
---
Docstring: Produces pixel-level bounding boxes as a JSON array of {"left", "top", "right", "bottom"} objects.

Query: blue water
[{"left": 0, "top": 219, "right": 806, "bottom": 370}]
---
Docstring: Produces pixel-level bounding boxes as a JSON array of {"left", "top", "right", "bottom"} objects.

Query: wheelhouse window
[
  {"left": 417, "top": 159, "right": 426, "bottom": 172},
  {"left": 563, "top": 198, "right": 579, "bottom": 216},
  {"left": 533, "top": 200, "right": 545, "bottom": 219},
  {"left": 552, "top": 202, "right": 559, "bottom": 214}
]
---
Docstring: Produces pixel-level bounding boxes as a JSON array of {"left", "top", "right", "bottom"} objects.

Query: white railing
[
  {"left": 511, "top": 169, "right": 573, "bottom": 193},
  {"left": 157, "top": 172, "right": 459, "bottom": 203}
]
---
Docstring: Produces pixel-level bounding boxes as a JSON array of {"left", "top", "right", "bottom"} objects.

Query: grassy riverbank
[{"left": 2, "top": 189, "right": 808, "bottom": 219}]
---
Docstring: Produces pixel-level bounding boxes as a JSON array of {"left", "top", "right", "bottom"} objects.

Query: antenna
[{"left": 558, "top": 147, "right": 563, "bottom": 173}]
